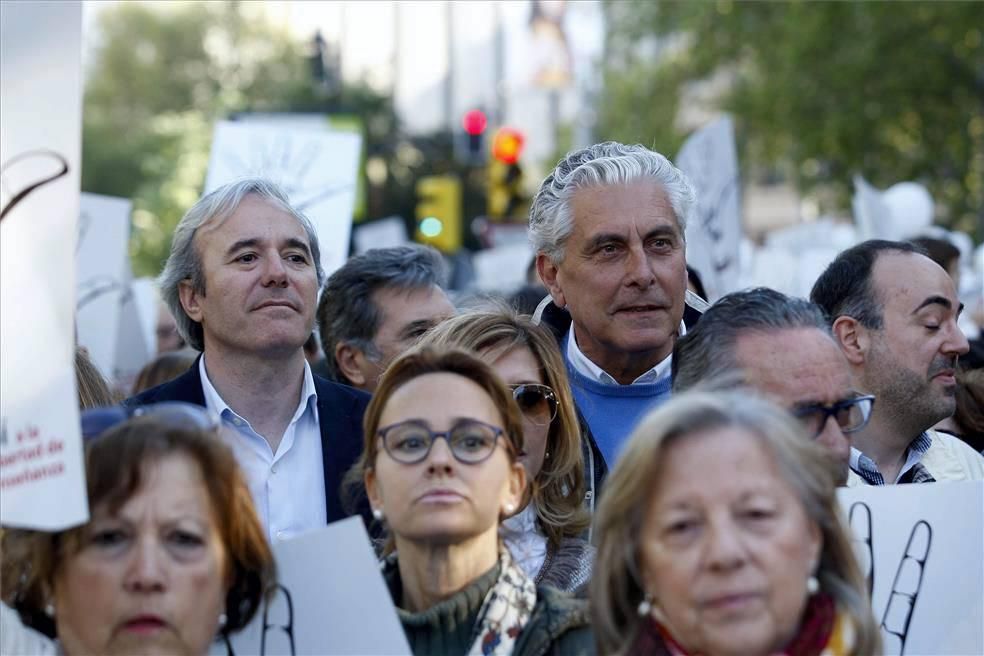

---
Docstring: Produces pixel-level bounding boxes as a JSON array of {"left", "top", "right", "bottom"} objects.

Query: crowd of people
[{"left": 3, "top": 141, "right": 982, "bottom": 655}]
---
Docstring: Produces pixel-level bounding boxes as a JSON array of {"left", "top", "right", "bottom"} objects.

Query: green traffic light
[{"left": 420, "top": 216, "right": 444, "bottom": 237}]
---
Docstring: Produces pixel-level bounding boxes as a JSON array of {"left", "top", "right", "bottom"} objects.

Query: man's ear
[
  {"left": 335, "top": 342, "right": 367, "bottom": 387},
  {"left": 536, "top": 252, "right": 566, "bottom": 309},
  {"left": 831, "top": 315, "right": 869, "bottom": 366},
  {"left": 178, "top": 280, "right": 204, "bottom": 323}
]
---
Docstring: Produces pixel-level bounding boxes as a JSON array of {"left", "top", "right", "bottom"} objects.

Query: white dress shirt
[
  {"left": 566, "top": 320, "right": 686, "bottom": 386},
  {"left": 199, "top": 356, "right": 326, "bottom": 544}
]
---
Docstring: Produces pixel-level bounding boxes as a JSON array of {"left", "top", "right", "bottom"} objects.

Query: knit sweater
[
  {"left": 564, "top": 350, "right": 673, "bottom": 467},
  {"left": 384, "top": 561, "right": 499, "bottom": 656}
]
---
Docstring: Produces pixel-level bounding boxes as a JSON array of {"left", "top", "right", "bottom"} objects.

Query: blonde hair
[
  {"left": 590, "top": 389, "right": 880, "bottom": 656},
  {"left": 419, "top": 308, "right": 590, "bottom": 545}
]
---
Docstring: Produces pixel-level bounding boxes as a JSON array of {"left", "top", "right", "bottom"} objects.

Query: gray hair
[
  {"left": 672, "top": 287, "right": 832, "bottom": 392},
  {"left": 316, "top": 245, "right": 448, "bottom": 384},
  {"left": 590, "top": 389, "right": 880, "bottom": 656},
  {"left": 529, "top": 141, "right": 697, "bottom": 263},
  {"left": 157, "top": 178, "right": 325, "bottom": 352}
]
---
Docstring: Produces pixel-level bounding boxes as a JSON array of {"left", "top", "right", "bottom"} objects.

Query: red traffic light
[
  {"left": 492, "top": 128, "right": 524, "bottom": 165},
  {"left": 462, "top": 109, "right": 488, "bottom": 136}
]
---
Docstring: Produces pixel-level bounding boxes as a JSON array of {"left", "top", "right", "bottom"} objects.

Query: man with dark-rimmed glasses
[{"left": 673, "top": 287, "right": 870, "bottom": 483}]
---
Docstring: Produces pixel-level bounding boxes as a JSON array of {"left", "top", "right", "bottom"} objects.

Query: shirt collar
[
  {"left": 849, "top": 432, "right": 932, "bottom": 485},
  {"left": 566, "top": 320, "right": 686, "bottom": 386},
  {"left": 199, "top": 355, "right": 318, "bottom": 426}
]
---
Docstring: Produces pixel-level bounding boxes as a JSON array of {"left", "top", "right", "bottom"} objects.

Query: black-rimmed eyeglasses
[
  {"left": 377, "top": 418, "right": 507, "bottom": 465},
  {"left": 509, "top": 383, "right": 558, "bottom": 426},
  {"left": 81, "top": 402, "right": 219, "bottom": 441},
  {"left": 792, "top": 395, "right": 875, "bottom": 439}
]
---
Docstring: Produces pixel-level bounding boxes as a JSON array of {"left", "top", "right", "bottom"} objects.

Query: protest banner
[
  {"left": 838, "top": 481, "right": 983, "bottom": 655},
  {"left": 675, "top": 115, "right": 742, "bottom": 302},
  {"left": 0, "top": 1, "right": 88, "bottom": 529},
  {"left": 214, "top": 517, "right": 411, "bottom": 656},
  {"left": 204, "top": 120, "right": 362, "bottom": 277},
  {"left": 76, "top": 193, "right": 132, "bottom": 380}
]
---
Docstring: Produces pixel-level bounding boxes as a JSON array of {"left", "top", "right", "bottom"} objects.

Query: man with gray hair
[
  {"left": 316, "top": 244, "right": 455, "bottom": 392},
  {"left": 673, "top": 287, "right": 872, "bottom": 483},
  {"left": 530, "top": 141, "right": 705, "bottom": 473},
  {"left": 127, "top": 178, "right": 371, "bottom": 542}
]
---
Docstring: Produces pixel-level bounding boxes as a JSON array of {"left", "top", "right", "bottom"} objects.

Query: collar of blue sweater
[{"left": 566, "top": 321, "right": 684, "bottom": 386}]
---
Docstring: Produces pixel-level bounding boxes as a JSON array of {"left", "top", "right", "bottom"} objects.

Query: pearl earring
[
  {"left": 637, "top": 594, "right": 654, "bottom": 617},
  {"left": 218, "top": 612, "right": 228, "bottom": 629},
  {"left": 504, "top": 503, "right": 516, "bottom": 515},
  {"left": 372, "top": 507, "right": 384, "bottom": 521},
  {"left": 807, "top": 574, "right": 820, "bottom": 595}
]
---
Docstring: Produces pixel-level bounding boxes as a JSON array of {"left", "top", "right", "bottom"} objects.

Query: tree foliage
[
  {"left": 600, "top": 1, "right": 984, "bottom": 241},
  {"left": 81, "top": 2, "right": 401, "bottom": 276}
]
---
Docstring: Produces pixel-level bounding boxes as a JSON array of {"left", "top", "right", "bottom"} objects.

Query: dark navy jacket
[{"left": 125, "top": 357, "right": 371, "bottom": 524}]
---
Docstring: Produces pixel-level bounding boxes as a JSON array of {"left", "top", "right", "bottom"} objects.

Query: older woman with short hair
[
  {"left": 419, "top": 308, "right": 593, "bottom": 593},
  {"left": 1, "top": 405, "right": 275, "bottom": 656},
  {"left": 352, "top": 347, "right": 592, "bottom": 655},
  {"left": 591, "top": 390, "right": 879, "bottom": 656}
]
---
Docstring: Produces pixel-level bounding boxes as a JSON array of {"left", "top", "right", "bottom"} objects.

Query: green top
[{"left": 385, "top": 561, "right": 500, "bottom": 656}]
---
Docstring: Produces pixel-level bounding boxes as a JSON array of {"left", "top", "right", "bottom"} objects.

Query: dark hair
[
  {"left": 1, "top": 415, "right": 275, "bottom": 638},
  {"left": 131, "top": 350, "right": 197, "bottom": 395},
  {"left": 909, "top": 236, "right": 960, "bottom": 272},
  {"left": 673, "top": 288, "right": 831, "bottom": 392},
  {"left": 75, "top": 346, "right": 118, "bottom": 409},
  {"left": 316, "top": 245, "right": 448, "bottom": 384},
  {"left": 344, "top": 347, "right": 526, "bottom": 547},
  {"left": 950, "top": 368, "right": 984, "bottom": 451},
  {"left": 809, "top": 240, "right": 925, "bottom": 328}
]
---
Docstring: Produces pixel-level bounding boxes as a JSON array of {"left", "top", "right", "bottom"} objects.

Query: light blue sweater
[{"left": 563, "top": 350, "right": 673, "bottom": 468}]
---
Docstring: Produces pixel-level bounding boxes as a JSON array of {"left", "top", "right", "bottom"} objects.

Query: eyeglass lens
[
  {"left": 511, "top": 384, "right": 557, "bottom": 426},
  {"left": 383, "top": 421, "right": 499, "bottom": 464},
  {"left": 801, "top": 398, "right": 871, "bottom": 437}
]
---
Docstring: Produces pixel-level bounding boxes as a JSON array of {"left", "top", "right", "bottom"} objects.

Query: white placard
[
  {"left": 76, "top": 193, "right": 132, "bottom": 379},
  {"left": 205, "top": 121, "right": 362, "bottom": 277},
  {"left": 0, "top": 1, "right": 88, "bottom": 529},
  {"left": 354, "top": 216, "right": 409, "bottom": 254},
  {"left": 675, "top": 116, "right": 742, "bottom": 302},
  {"left": 472, "top": 242, "right": 535, "bottom": 292},
  {"left": 838, "top": 481, "right": 983, "bottom": 656},
  {"left": 113, "top": 276, "right": 153, "bottom": 395},
  {"left": 216, "top": 517, "right": 410, "bottom": 656}
]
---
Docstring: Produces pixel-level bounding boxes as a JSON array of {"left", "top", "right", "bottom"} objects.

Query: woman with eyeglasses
[
  {"left": 1, "top": 404, "right": 275, "bottom": 656},
  {"left": 418, "top": 309, "right": 593, "bottom": 594},
  {"left": 351, "top": 347, "right": 593, "bottom": 655}
]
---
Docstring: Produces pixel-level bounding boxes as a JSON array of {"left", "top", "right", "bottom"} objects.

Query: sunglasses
[
  {"left": 377, "top": 418, "right": 507, "bottom": 465},
  {"left": 81, "top": 402, "right": 219, "bottom": 441},
  {"left": 792, "top": 395, "right": 875, "bottom": 439},
  {"left": 509, "top": 383, "right": 558, "bottom": 426}
]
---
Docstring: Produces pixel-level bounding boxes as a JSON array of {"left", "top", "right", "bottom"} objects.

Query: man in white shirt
[
  {"left": 127, "top": 178, "right": 371, "bottom": 543},
  {"left": 811, "top": 240, "right": 983, "bottom": 485},
  {"left": 530, "top": 142, "right": 704, "bottom": 474}
]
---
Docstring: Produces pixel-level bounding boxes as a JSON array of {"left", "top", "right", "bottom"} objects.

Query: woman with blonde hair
[
  {"left": 591, "top": 390, "right": 879, "bottom": 656},
  {"left": 419, "top": 308, "right": 593, "bottom": 593}
]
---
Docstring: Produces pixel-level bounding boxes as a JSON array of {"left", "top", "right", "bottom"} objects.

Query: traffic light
[
  {"left": 415, "top": 175, "right": 462, "bottom": 253},
  {"left": 487, "top": 128, "right": 526, "bottom": 220},
  {"left": 462, "top": 109, "right": 487, "bottom": 161}
]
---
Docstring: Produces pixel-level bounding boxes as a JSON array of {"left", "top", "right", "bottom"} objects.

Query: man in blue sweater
[{"left": 530, "top": 142, "right": 704, "bottom": 480}]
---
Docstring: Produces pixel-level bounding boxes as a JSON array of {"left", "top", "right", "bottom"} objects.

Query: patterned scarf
[
  {"left": 467, "top": 546, "right": 538, "bottom": 655},
  {"left": 633, "top": 593, "right": 855, "bottom": 656}
]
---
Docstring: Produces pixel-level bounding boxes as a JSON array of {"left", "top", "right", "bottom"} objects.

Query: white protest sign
[
  {"left": 112, "top": 276, "right": 154, "bottom": 395},
  {"left": 472, "top": 242, "right": 535, "bottom": 292},
  {"left": 675, "top": 115, "right": 742, "bottom": 302},
  {"left": 76, "top": 193, "right": 132, "bottom": 379},
  {"left": 354, "top": 216, "right": 409, "bottom": 255},
  {"left": 0, "top": 1, "right": 88, "bottom": 529},
  {"left": 215, "top": 517, "right": 410, "bottom": 656},
  {"left": 205, "top": 121, "right": 362, "bottom": 277},
  {"left": 838, "top": 481, "right": 983, "bottom": 656}
]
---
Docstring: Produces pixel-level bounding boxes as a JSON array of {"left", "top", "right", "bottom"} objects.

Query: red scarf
[{"left": 632, "top": 593, "right": 838, "bottom": 656}]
